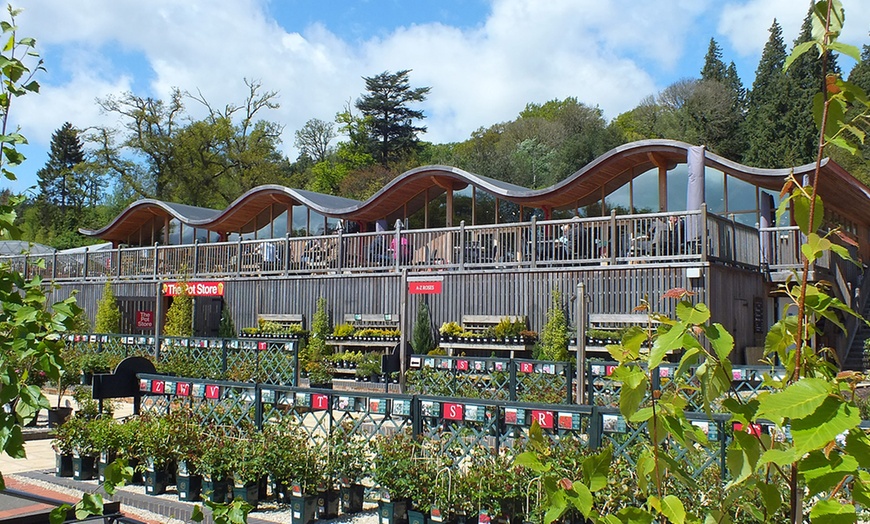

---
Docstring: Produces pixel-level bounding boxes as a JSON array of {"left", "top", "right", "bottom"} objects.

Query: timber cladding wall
[
  {"left": 51, "top": 264, "right": 709, "bottom": 336},
  {"left": 706, "top": 264, "right": 768, "bottom": 364}
]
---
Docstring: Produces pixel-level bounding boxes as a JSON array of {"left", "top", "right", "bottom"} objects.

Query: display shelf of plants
[
  {"left": 438, "top": 317, "right": 537, "bottom": 355},
  {"left": 325, "top": 317, "right": 400, "bottom": 382},
  {"left": 239, "top": 319, "right": 308, "bottom": 340}
]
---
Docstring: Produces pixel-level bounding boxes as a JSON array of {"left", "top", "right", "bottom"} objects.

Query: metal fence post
[
  {"left": 192, "top": 239, "right": 199, "bottom": 276},
  {"left": 701, "top": 203, "right": 709, "bottom": 262},
  {"left": 254, "top": 385, "right": 263, "bottom": 430},
  {"left": 83, "top": 249, "right": 88, "bottom": 280},
  {"left": 411, "top": 395, "right": 422, "bottom": 438},
  {"left": 509, "top": 361, "right": 517, "bottom": 402},
  {"left": 609, "top": 210, "right": 617, "bottom": 265},
  {"left": 52, "top": 252, "right": 57, "bottom": 281},
  {"left": 284, "top": 234, "right": 291, "bottom": 276},
  {"left": 337, "top": 228, "right": 344, "bottom": 273},
  {"left": 459, "top": 220, "right": 466, "bottom": 270},
  {"left": 530, "top": 216, "right": 537, "bottom": 268},
  {"left": 236, "top": 236, "right": 243, "bottom": 276},
  {"left": 394, "top": 220, "right": 403, "bottom": 271},
  {"left": 589, "top": 406, "right": 601, "bottom": 450},
  {"left": 153, "top": 242, "right": 159, "bottom": 279},
  {"left": 576, "top": 281, "right": 587, "bottom": 405}
]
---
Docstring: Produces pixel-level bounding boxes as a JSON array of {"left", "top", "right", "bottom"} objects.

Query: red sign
[
  {"left": 162, "top": 281, "right": 225, "bottom": 297},
  {"left": 311, "top": 394, "right": 330, "bottom": 410},
  {"left": 176, "top": 382, "right": 191, "bottom": 397},
  {"left": 408, "top": 281, "right": 442, "bottom": 295},
  {"left": 456, "top": 359, "right": 469, "bottom": 371},
  {"left": 519, "top": 362, "right": 534, "bottom": 373},
  {"left": 531, "top": 410, "right": 554, "bottom": 429},
  {"left": 151, "top": 380, "right": 165, "bottom": 394},
  {"left": 443, "top": 402, "right": 464, "bottom": 420},
  {"left": 205, "top": 384, "right": 220, "bottom": 399},
  {"left": 136, "top": 310, "right": 154, "bottom": 328}
]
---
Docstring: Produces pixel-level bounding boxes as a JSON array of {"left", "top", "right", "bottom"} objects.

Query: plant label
[
  {"left": 177, "top": 382, "right": 191, "bottom": 396},
  {"left": 443, "top": 402, "right": 464, "bottom": 420},
  {"left": 531, "top": 410, "right": 554, "bottom": 429},
  {"left": 311, "top": 393, "right": 329, "bottom": 410},
  {"left": 151, "top": 380, "right": 165, "bottom": 394},
  {"left": 204, "top": 384, "right": 220, "bottom": 399}
]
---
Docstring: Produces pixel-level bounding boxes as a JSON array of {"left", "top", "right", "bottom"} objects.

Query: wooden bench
[
  {"left": 588, "top": 313, "right": 657, "bottom": 330},
  {"left": 440, "top": 314, "right": 532, "bottom": 358}
]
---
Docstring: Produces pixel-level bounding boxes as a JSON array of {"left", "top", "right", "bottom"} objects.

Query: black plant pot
[
  {"left": 177, "top": 474, "right": 203, "bottom": 502},
  {"left": 145, "top": 460, "right": 174, "bottom": 495},
  {"left": 55, "top": 453, "right": 73, "bottom": 477},
  {"left": 230, "top": 480, "right": 259, "bottom": 509},
  {"left": 73, "top": 455, "right": 97, "bottom": 481},
  {"left": 316, "top": 488, "right": 340, "bottom": 519},
  {"left": 340, "top": 483, "right": 365, "bottom": 514},
  {"left": 98, "top": 450, "right": 116, "bottom": 483},
  {"left": 290, "top": 493, "right": 319, "bottom": 524},
  {"left": 378, "top": 498, "right": 411, "bottom": 524},
  {"left": 47, "top": 407, "right": 73, "bottom": 428},
  {"left": 203, "top": 476, "right": 230, "bottom": 503}
]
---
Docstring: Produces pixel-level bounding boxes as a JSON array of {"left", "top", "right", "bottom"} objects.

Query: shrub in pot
[
  {"left": 373, "top": 430, "right": 421, "bottom": 524},
  {"left": 227, "top": 429, "right": 267, "bottom": 508},
  {"left": 198, "top": 428, "right": 235, "bottom": 503},
  {"left": 328, "top": 421, "right": 368, "bottom": 514},
  {"left": 50, "top": 419, "right": 75, "bottom": 477},
  {"left": 137, "top": 413, "right": 175, "bottom": 495},
  {"left": 168, "top": 408, "right": 204, "bottom": 501}
]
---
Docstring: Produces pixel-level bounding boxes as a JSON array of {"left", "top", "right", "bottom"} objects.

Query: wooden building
[{"left": 9, "top": 140, "right": 870, "bottom": 368}]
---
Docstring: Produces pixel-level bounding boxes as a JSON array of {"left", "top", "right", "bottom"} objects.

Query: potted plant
[
  {"left": 328, "top": 421, "right": 368, "bottom": 514},
  {"left": 48, "top": 346, "right": 81, "bottom": 428},
  {"left": 356, "top": 352, "right": 382, "bottom": 382},
  {"left": 65, "top": 416, "right": 99, "bottom": 480},
  {"left": 137, "top": 413, "right": 175, "bottom": 495},
  {"left": 226, "top": 427, "right": 268, "bottom": 508},
  {"left": 439, "top": 322, "right": 462, "bottom": 343},
  {"left": 78, "top": 351, "right": 111, "bottom": 385},
  {"left": 332, "top": 323, "right": 355, "bottom": 340},
  {"left": 87, "top": 416, "right": 120, "bottom": 483},
  {"left": 373, "top": 430, "right": 419, "bottom": 524},
  {"left": 198, "top": 429, "right": 234, "bottom": 503},
  {"left": 262, "top": 421, "right": 314, "bottom": 505},
  {"left": 50, "top": 418, "right": 75, "bottom": 477},
  {"left": 169, "top": 408, "right": 204, "bottom": 501}
]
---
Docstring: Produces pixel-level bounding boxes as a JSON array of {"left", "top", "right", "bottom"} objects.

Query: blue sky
[{"left": 3, "top": 0, "right": 869, "bottom": 195}]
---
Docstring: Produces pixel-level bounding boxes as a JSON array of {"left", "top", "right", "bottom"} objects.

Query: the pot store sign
[{"left": 162, "top": 281, "right": 225, "bottom": 297}]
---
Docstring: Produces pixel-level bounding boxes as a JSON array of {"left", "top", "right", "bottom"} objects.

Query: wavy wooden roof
[{"left": 81, "top": 139, "right": 870, "bottom": 242}]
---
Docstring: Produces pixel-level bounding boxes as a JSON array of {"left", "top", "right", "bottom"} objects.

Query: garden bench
[{"left": 256, "top": 313, "right": 305, "bottom": 327}]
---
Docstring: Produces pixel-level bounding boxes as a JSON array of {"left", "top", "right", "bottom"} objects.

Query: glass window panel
[
  {"left": 454, "top": 186, "right": 474, "bottom": 226},
  {"left": 726, "top": 175, "right": 757, "bottom": 213},
  {"left": 181, "top": 225, "right": 195, "bottom": 244},
  {"left": 310, "top": 211, "right": 327, "bottom": 235},
  {"left": 705, "top": 167, "right": 725, "bottom": 213},
  {"left": 327, "top": 216, "right": 341, "bottom": 234},
  {"left": 605, "top": 180, "right": 631, "bottom": 215},
  {"left": 522, "top": 207, "right": 545, "bottom": 221},
  {"left": 168, "top": 219, "right": 181, "bottom": 245},
  {"left": 631, "top": 168, "right": 658, "bottom": 213},
  {"left": 406, "top": 190, "right": 427, "bottom": 229},
  {"left": 731, "top": 212, "right": 758, "bottom": 227},
  {"left": 291, "top": 205, "right": 308, "bottom": 237},
  {"left": 498, "top": 200, "right": 520, "bottom": 223},
  {"left": 582, "top": 200, "right": 603, "bottom": 217},
  {"left": 475, "top": 189, "right": 496, "bottom": 225},
  {"left": 667, "top": 164, "right": 688, "bottom": 211},
  {"left": 255, "top": 207, "right": 272, "bottom": 239},
  {"left": 428, "top": 191, "right": 447, "bottom": 228},
  {"left": 272, "top": 208, "right": 288, "bottom": 238},
  {"left": 551, "top": 209, "right": 574, "bottom": 220}
]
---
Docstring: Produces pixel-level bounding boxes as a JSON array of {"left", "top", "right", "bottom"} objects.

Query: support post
[
  {"left": 153, "top": 282, "right": 163, "bottom": 359},
  {"left": 399, "top": 268, "right": 408, "bottom": 393},
  {"left": 575, "top": 281, "right": 587, "bottom": 405}
]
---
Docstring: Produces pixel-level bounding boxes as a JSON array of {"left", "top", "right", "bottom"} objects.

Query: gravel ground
[{"left": 10, "top": 473, "right": 381, "bottom": 524}]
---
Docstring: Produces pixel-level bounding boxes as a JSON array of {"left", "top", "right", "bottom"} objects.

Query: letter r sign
[{"left": 530, "top": 410, "right": 554, "bottom": 429}]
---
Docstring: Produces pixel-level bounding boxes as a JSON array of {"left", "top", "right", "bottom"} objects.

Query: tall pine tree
[
  {"left": 743, "top": 20, "right": 792, "bottom": 167},
  {"left": 700, "top": 38, "right": 727, "bottom": 82},
  {"left": 781, "top": 6, "right": 840, "bottom": 165},
  {"left": 355, "top": 70, "right": 431, "bottom": 167}
]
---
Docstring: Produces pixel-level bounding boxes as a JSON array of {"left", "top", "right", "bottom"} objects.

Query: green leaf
[
  {"left": 757, "top": 377, "right": 831, "bottom": 425},
  {"left": 49, "top": 504, "right": 72, "bottom": 524},
  {"left": 102, "top": 458, "right": 133, "bottom": 495},
  {"left": 808, "top": 499, "right": 855, "bottom": 523},
  {"left": 760, "top": 447, "right": 801, "bottom": 467},
  {"left": 844, "top": 429, "right": 870, "bottom": 469},
  {"left": 726, "top": 431, "right": 761, "bottom": 486},
  {"left": 676, "top": 301, "right": 710, "bottom": 325},
  {"left": 191, "top": 505, "right": 205, "bottom": 523},
  {"left": 785, "top": 40, "right": 816, "bottom": 71},
  {"left": 567, "top": 482, "right": 593, "bottom": 518},
  {"left": 757, "top": 481, "right": 782, "bottom": 516},
  {"left": 790, "top": 396, "right": 860, "bottom": 455},
  {"left": 610, "top": 365, "right": 648, "bottom": 419},
  {"left": 799, "top": 450, "right": 858, "bottom": 497},
  {"left": 75, "top": 493, "right": 103, "bottom": 520},
  {"left": 792, "top": 189, "right": 824, "bottom": 235},
  {"left": 703, "top": 323, "right": 733, "bottom": 361},
  {"left": 829, "top": 41, "right": 861, "bottom": 62},
  {"left": 852, "top": 471, "right": 870, "bottom": 508},
  {"left": 659, "top": 495, "right": 686, "bottom": 524},
  {"left": 581, "top": 446, "right": 612, "bottom": 492},
  {"left": 613, "top": 507, "right": 654, "bottom": 524},
  {"left": 514, "top": 451, "right": 547, "bottom": 473},
  {"left": 649, "top": 323, "right": 685, "bottom": 370}
]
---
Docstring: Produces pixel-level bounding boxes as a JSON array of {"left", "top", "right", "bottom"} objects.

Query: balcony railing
[{"left": 2, "top": 208, "right": 804, "bottom": 282}]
